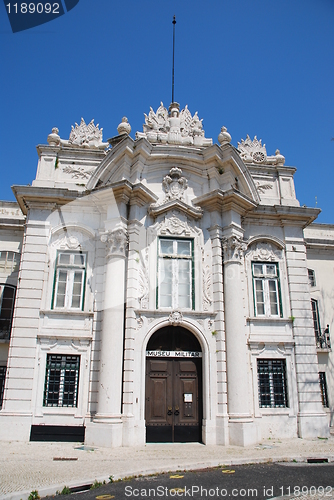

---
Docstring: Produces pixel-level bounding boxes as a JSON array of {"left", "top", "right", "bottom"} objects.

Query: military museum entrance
[{"left": 145, "top": 326, "right": 202, "bottom": 443}]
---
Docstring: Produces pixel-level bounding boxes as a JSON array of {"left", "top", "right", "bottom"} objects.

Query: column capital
[
  {"left": 222, "top": 235, "right": 247, "bottom": 264},
  {"left": 101, "top": 225, "right": 128, "bottom": 258}
]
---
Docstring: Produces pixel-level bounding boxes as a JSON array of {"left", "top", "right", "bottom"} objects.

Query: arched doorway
[{"left": 145, "top": 326, "right": 202, "bottom": 443}]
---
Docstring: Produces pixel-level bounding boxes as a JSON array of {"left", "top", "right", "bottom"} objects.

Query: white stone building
[{"left": 0, "top": 103, "right": 333, "bottom": 446}]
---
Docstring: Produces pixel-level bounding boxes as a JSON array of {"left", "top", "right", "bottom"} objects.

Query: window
[
  {"left": 311, "top": 299, "right": 321, "bottom": 344},
  {"left": 319, "top": 372, "right": 329, "bottom": 408},
  {"left": 158, "top": 238, "right": 193, "bottom": 309},
  {"left": 0, "top": 366, "right": 6, "bottom": 408},
  {"left": 257, "top": 359, "right": 288, "bottom": 408},
  {"left": 308, "top": 269, "right": 316, "bottom": 287},
  {"left": 53, "top": 252, "right": 86, "bottom": 310},
  {"left": 252, "top": 262, "right": 282, "bottom": 317},
  {"left": 43, "top": 354, "right": 80, "bottom": 407},
  {"left": 0, "top": 284, "right": 16, "bottom": 339},
  {"left": 0, "top": 251, "right": 20, "bottom": 274}
]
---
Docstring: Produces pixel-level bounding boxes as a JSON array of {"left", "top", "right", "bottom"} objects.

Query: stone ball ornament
[
  {"left": 218, "top": 126, "right": 232, "bottom": 146},
  {"left": 117, "top": 117, "right": 131, "bottom": 136}
]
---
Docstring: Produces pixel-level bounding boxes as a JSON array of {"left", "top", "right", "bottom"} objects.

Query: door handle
[
  {"left": 167, "top": 406, "right": 173, "bottom": 416},
  {"left": 174, "top": 405, "right": 179, "bottom": 416}
]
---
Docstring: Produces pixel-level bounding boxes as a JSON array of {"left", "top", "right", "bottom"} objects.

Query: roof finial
[{"left": 172, "top": 15, "right": 176, "bottom": 103}]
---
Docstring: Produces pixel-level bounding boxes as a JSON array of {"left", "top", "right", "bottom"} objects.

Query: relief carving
[
  {"left": 62, "top": 165, "right": 95, "bottom": 179},
  {"left": 222, "top": 235, "right": 247, "bottom": 263},
  {"left": 159, "top": 215, "right": 192, "bottom": 236},
  {"left": 169, "top": 310, "right": 183, "bottom": 325},
  {"left": 246, "top": 242, "right": 282, "bottom": 261},
  {"left": 162, "top": 167, "right": 188, "bottom": 202},
  {"left": 203, "top": 264, "right": 213, "bottom": 311},
  {"left": 101, "top": 226, "right": 128, "bottom": 258},
  {"left": 138, "top": 248, "right": 149, "bottom": 309}
]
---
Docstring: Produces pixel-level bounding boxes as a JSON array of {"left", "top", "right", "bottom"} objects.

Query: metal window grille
[
  {"left": 0, "top": 366, "right": 6, "bottom": 408},
  {"left": 257, "top": 359, "right": 288, "bottom": 408},
  {"left": 0, "top": 285, "right": 16, "bottom": 340},
  {"left": 43, "top": 354, "right": 80, "bottom": 407},
  {"left": 308, "top": 269, "right": 316, "bottom": 287},
  {"left": 252, "top": 262, "right": 281, "bottom": 317},
  {"left": 319, "top": 372, "right": 329, "bottom": 408},
  {"left": 311, "top": 299, "right": 321, "bottom": 343},
  {"left": 0, "top": 251, "right": 20, "bottom": 274}
]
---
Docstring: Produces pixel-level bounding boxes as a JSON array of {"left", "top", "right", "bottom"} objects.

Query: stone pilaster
[
  {"left": 122, "top": 221, "right": 143, "bottom": 446},
  {"left": 208, "top": 225, "right": 228, "bottom": 445},
  {"left": 0, "top": 207, "right": 50, "bottom": 441},
  {"left": 222, "top": 233, "right": 257, "bottom": 446}
]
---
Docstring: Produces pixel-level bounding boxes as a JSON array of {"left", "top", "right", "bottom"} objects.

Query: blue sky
[{"left": 0, "top": 0, "right": 333, "bottom": 222}]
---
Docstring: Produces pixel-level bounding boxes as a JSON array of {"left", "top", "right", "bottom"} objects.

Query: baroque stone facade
[{"left": 0, "top": 103, "right": 333, "bottom": 447}]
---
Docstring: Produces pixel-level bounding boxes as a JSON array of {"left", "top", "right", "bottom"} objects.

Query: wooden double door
[{"left": 145, "top": 357, "right": 202, "bottom": 442}]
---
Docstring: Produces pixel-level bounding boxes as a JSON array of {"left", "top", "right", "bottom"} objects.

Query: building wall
[
  {"left": 0, "top": 113, "right": 332, "bottom": 445},
  {"left": 304, "top": 224, "right": 334, "bottom": 427}
]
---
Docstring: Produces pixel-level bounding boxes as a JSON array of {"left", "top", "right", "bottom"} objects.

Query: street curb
[{"left": 2, "top": 454, "right": 334, "bottom": 500}]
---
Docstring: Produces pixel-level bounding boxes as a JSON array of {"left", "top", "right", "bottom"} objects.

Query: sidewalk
[{"left": 1, "top": 437, "right": 334, "bottom": 500}]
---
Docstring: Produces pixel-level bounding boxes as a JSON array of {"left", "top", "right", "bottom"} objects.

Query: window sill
[
  {"left": 247, "top": 317, "right": 291, "bottom": 323},
  {"left": 40, "top": 309, "right": 94, "bottom": 318}
]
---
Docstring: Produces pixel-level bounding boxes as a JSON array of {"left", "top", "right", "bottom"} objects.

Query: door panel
[
  {"left": 145, "top": 359, "right": 173, "bottom": 442},
  {"left": 174, "top": 359, "right": 201, "bottom": 442},
  {"left": 146, "top": 357, "right": 202, "bottom": 443}
]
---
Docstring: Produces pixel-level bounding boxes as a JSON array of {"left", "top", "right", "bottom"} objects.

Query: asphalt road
[{"left": 45, "top": 462, "right": 334, "bottom": 500}]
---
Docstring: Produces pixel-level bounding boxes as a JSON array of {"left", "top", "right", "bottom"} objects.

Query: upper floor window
[
  {"left": 158, "top": 238, "right": 194, "bottom": 309},
  {"left": 257, "top": 359, "right": 288, "bottom": 408},
  {"left": 0, "top": 251, "right": 20, "bottom": 274},
  {"left": 0, "top": 365, "right": 6, "bottom": 408},
  {"left": 252, "top": 262, "right": 282, "bottom": 317},
  {"left": 52, "top": 252, "right": 86, "bottom": 310},
  {"left": 308, "top": 269, "right": 316, "bottom": 287},
  {"left": 0, "top": 284, "right": 16, "bottom": 339},
  {"left": 311, "top": 298, "right": 321, "bottom": 340},
  {"left": 43, "top": 354, "right": 80, "bottom": 407}
]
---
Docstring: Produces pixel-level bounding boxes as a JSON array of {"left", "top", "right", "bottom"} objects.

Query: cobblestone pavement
[{"left": 1, "top": 437, "right": 334, "bottom": 500}]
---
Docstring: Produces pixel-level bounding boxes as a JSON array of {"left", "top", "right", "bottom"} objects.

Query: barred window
[
  {"left": 252, "top": 263, "right": 282, "bottom": 317},
  {"left": 257, "top": 359, "right": 288, "bottom": 408},
  {"left": 43, "top": 354, "right": 80, "bottom": 407},
  {"left": 0, "top": 366, "right": 6, "bottom": 408},
  {"left": 308, "top": 269, "right": 316, "bottom": 287},
  {"left": 0, "top": 284, "right": 16, "bottom": 339},
  {"left": 311, "top": 299, "right": 321, "bottom": 341},
  {"left": 319, "top": 372, "right": 329, "bottom": 408},
  {"left": 158, "top": 239, "right": 194, "bottom": 310},
  {"left": 0, "top": 251, "right": 20, "bottom": 274},
  {"left": 53, "top": 252, "right": 86, "bottom": 310}
]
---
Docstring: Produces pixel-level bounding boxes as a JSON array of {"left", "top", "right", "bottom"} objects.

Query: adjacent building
[{"left": 0, "top": 103, "right": 333, "bottom": 446}]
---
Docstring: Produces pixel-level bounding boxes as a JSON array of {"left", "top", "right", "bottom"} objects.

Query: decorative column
[
  {"left": 223, "top": 234, "right": 257, "bottom": 446},
  {"left": 86, "top": 224, "right": 128, "bottom": 448},
  {"left": 208, "top": 225, "right": 229, "bottom": 445}
]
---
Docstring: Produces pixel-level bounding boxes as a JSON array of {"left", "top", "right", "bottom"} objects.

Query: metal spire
[{"left": 172, "top": 15, "right": 176, "bottom": 103}]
